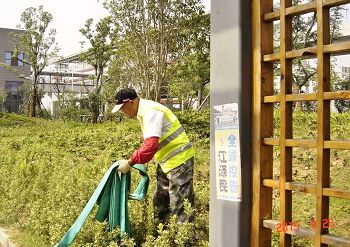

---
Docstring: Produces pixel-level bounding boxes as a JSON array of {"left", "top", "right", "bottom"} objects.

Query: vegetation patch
[
  {"left": 0, "top": 112, "right": 209, "bottom": 246},
  {"left": 272, "top": 111, "right": 350, "bottom": 246},
  {"left": 1, "top": 110, "right": 349, "bottom": 246}
]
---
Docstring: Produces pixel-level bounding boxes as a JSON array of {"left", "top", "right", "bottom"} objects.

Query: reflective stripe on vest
[
  {"left": 140, "top": 101, "right": 194, "bottom": 173},
  {"left": 159, "top": 126, "right": 185, "bottom": 149}
]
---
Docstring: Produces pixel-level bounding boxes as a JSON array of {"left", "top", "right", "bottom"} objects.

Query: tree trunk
[
  {"left": 198, "top": 88, "right": 203, "bottom": 109},
  {"left": 293, "top": 84, "right": 302, "bottom": 111},
  {"left": 91, "top": 92, "right": 99, "bottom": 124},
  {"left": 91, "top": 104, "right": 99, "bottom": 124},
  {"left": 91, "top": 91, "right": 100, "bottom": 124},
  {"left": 154, "top": 0, "right": 166, "bottom": 103},
  {"left": 142, "top": 0, "right": 151, "bottom": 99},
  {"left": 28, "top": 87, "right": 37, "bottom": 117},
  {"left": 90, "top": 68, "right": 103, "bottom": 124}
]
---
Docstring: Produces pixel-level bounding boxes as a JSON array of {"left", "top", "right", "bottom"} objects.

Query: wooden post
[
  {"left": 315, "top": 1, "right": 330, "bottom": 246},
  {"left": 279, "top": 0, "right": 293, "bottom": 246},
  {"left": 251, "top": 0, "right": 274, "bottom": 246}
]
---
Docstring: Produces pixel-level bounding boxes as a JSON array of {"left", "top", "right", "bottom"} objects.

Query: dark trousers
[{"left": 153, "top": 158, "right": 195, "bottom": 223}]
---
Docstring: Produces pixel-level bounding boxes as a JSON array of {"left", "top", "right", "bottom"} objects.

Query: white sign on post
[{"left": 214, "top": 103, "right": 242, "bottom": 202}]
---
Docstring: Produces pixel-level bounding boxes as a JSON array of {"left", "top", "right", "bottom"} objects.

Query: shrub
[{"left": 0, "top": 112, "right": 209, "bottom": 246}]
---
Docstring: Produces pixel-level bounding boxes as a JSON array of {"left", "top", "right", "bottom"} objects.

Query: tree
[
  {"left": 273, "top": 0, "right": 343, "bottom": 111},
  {"left": 105, "top": 0, "right": 207, "bottom": 102},
  {"left": 333, "top": 75, "right": 350, "bottom": 113},
  {"left": 11, "top": 5, "right": 59, "bottom": 117},
  {"left": 167, "top": 12, "right": 210, "bottom": 108},
  {"left": 293, "top": 2, "right": 342, "bottom": 111},
  {"left": 79, "top": 16, "right": 116, "bottom": 123},
  {"left": 0, "top": 89, "right": 6, "bottom": 112}
]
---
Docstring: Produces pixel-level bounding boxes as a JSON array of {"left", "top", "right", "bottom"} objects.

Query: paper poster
[{"left": 214, "top": 103, "right": 242, "bottom": 202}]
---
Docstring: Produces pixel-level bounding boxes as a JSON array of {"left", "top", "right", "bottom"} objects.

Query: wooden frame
[{"left": 251, "top": 0, "right": 350, "bottom": 246}]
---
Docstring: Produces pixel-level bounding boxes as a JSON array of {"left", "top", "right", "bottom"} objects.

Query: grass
[
  {"left": 0, "top": 112, "right": 210, "bottom": 246},
  {"left": 272, "top": 111, "right": 350, "bottom": 246},
  {"left": 1, "top": 110, "right": 349, "bottom": 246}
]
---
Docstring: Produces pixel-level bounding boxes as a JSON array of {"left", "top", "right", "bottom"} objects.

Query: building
[
  {"left": 39, "top": 52, "right": 96, "bottom": 116},
  {"left": 0, "top": 27, "right": 30, "bottom": 113},
  {"left": 335, "top": 5, "right": 350, "bottom": 80},
  {"left": 1, "top": 27, "right": 95, "bottom": 115}
]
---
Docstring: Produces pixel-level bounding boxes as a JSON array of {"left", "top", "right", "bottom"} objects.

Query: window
[
  {"left": 342, "top": 66, "right": 350, "bottom": 79},
  {"left": 4, "top": 81, "right": 22, "bottom": 113},
  {"left": 344, "top": 7, "right": 350, "bottom": 21},
  {"left": 18, "top": 53, "right": 24, "bottom": 66},
  {"left": 5, "top": 52, "right": 24, "bottom": 66},
  {"left": 5, "top": 52, "right": 11, "bottom": 65}
]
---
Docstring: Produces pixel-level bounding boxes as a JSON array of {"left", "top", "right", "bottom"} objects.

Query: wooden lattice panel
[{"left": 252, "top": 0, "right": 350, "bottom": 246}]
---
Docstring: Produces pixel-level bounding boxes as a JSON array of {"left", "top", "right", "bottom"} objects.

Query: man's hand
[{"left": 117, "top": 159, "right": 131, "bottom": 174}]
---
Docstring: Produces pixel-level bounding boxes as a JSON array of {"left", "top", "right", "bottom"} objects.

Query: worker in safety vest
[{"left": 112, "top": 88, "right": 195, "bottom": 223}]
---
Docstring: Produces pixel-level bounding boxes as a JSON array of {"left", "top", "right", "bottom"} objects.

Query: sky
[{"left": 0, "top": 0, "right": 210, "bottom": 57}]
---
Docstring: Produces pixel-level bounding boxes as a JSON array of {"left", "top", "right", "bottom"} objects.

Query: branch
[{"left": 303, "top": 13, "right": 316, "bottom": 48}]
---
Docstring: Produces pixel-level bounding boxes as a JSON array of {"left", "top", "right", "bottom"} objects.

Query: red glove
[{"left": 130, "top": 136, "right": 159, "bottom": 165}]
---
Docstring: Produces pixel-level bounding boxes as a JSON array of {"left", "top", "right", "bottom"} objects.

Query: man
[{"left": 112, "top": 88, "right": 195, "bottom": 224}]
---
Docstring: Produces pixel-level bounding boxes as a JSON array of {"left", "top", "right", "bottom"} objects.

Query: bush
[
  {"left": 175, "top": 109, "right": 210, "bottom": 144},
  {"left": 0, "top": 112, "right": 209, "bottom": 246}
]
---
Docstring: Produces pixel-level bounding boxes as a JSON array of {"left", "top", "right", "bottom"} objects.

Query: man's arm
[{"left": 128, "top": 136, "right": 160, "bottom": 165}]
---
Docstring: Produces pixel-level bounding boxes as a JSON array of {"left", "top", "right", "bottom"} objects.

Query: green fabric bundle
[{"left": 54, "top": 163, "right": 149, "bottom": 247}]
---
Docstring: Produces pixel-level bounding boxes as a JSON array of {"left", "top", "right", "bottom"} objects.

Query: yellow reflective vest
[{"left": 138, "top": 99, "right": 195, "bottom": 173}]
